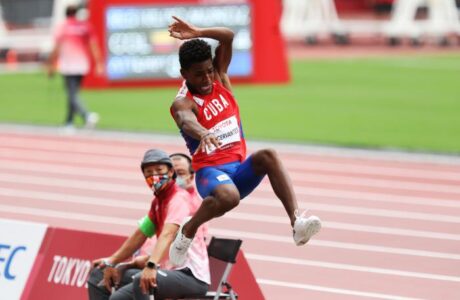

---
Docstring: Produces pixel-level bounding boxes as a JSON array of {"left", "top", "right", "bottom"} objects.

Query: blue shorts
[{"left": 195, "top": 156, "right": 265, "bottom": 200}]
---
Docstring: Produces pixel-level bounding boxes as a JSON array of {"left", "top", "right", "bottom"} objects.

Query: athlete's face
[{"left": 181, "top": 59, "right": 214, "bottom": 95}]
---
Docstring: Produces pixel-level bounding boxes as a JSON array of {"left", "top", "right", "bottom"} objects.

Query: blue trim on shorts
[{"left": 195, "top": 156, "right": 265, "bottom": 200}]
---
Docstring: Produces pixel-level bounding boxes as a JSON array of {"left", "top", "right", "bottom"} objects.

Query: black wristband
[{"left": 146, "top": 261, "right": 158, "bottom": 270}]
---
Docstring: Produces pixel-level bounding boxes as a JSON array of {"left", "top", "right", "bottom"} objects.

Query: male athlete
[{"left": 168, "top": 16, "right": 321, "bottom": 266}]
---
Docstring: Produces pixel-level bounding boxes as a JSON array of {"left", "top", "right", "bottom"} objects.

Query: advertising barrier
[
  {"left": 230, "top": 250, "right": 265, "bottom": 300},
  {"left": 22, "top": 227, "right": 126, "bottom": 300},
  {"left": 0, "top": 219, "right": 47, "bottom": 300},
  {"left": 0, "top": 217, "right": 263, "bottom": 299}
]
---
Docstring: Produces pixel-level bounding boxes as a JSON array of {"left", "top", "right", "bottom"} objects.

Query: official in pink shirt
[
  {"left": 139, "top": 153, "right": 209, "bottom": 283},
  {"left": 47, "top": 5, "right": 103, "bottom": 132},
  {"left": 87, "top": 149, "right": 210, "bottom": 300}
]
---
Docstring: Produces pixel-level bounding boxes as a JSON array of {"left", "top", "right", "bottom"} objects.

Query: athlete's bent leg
[
  {"left": 184, "top": 184, "right": 240, "bottom": 238},
  {"left": 251, "top": 148, "right": 298, "bottom": 225},
  {"left": 251, "top": 148, "right": 321, "bottom": 246},
  {"left": 169, "top": 184, "right": 240, "bottom": 266}
]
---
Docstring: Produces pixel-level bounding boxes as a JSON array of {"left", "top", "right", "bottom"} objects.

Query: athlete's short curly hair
[
  {"left": 65, "top": 5, "right": 78, "bottom": 17},
  {"left": 179, "top": 39, "right": 212, "bottom": 70}
]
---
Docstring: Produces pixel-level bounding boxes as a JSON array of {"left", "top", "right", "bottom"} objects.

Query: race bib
[{"left": 206, "top": 116, "right": 241, "bottom": 154}]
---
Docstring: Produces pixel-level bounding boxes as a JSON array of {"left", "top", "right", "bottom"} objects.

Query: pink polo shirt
[
  {"left": 54, "top": 17, "right": 96, "bottom": 75},
  {"left": 182, "top": 188, "right": 210, "bottom": 284},
  {"left": 140, "top": 186, "right": 210, "bottom": 284}
]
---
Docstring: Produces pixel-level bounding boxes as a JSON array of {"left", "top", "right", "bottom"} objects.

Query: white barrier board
[{"left": 0, "top": 218, "right": 47, "bottom": 300}]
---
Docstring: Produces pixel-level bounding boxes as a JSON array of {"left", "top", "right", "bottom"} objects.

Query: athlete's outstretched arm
[
  {"left": 171, "top": 98, "right": 222, "bottom": 154},
  {"left": 168, "top": 16, "right": 234, "bottom": 90}
]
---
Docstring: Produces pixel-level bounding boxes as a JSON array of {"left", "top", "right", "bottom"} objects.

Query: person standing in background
[{"left": 47, "top": 4, "right": 104, "bottom": 133}]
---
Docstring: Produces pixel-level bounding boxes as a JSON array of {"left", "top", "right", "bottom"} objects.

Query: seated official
[{"left": 87, "top": 149, "right": 210, "bottom": 300}]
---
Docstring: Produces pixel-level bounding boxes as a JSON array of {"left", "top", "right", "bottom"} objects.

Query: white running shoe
[
  {"left": 293, "top": 210, "right": 322, "bottom": 246},
  {"left": 169, "top": 217, "right": 194, "bottom": 266},
  {"left": 84, "top": 112, "right": 99, "bottom": 129}
]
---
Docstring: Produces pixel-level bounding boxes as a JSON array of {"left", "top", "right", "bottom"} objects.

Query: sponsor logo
[
  {"left": 217, "top": 174, "right": 230, "bottom": 182},
  {"left": 206, "top": 116, "right": 241, "bottom": 154},
  {"left": 47, "top": 255, "right": 91, "bottom": 288},
  {"left": 0, "top": 219, "right": 47, "bottom": 299},
  {"left": 0, "top": 243, "right": 27, "bottom": 281}
]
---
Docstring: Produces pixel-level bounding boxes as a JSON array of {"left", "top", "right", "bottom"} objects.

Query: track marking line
[
  {"left": 257, "top": 279, "right": 425, "bottom": 300},
  {"left": 246, "top": 253, "right": 460, "bottom": 282},
  {"left": 1, "top": 204, "right": 458, "bottom": 260}
]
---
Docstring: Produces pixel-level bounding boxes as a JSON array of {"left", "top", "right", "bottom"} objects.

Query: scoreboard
[{"left": 105, "top": 4, "right": 253, "bottom": 81}]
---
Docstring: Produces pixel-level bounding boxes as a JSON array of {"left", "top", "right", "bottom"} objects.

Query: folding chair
[
  {"left": 204, "top": 237, "right": 242, "bottom": 300},
  {"left": 182, "top": 236, "right": 242, "bottom": 300}
]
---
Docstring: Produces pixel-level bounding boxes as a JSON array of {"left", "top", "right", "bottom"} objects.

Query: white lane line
[
  {"left": 248, "top": 191, "right": 460, "bottom": 208},
  {"left": 1, "top": 173, "right": 460, "bottom": 223},
  {"left": 1, "top": 188, "right": 458, "bottom": 241},
  {"left": 246, "top": 196, "right": 460, "bottom": 224},
  {"left": 283, "top": 160, "right": 460, "bottom": 181},
  {"left": 250, "top": 142, "right": 460, "bottom": 167},
  {"left": 0, "top": 149, "right": 138, "bottom": 167},
  {"left": 246, "top": 253, "right": 460, "bottom": 282},
  {"left": 0, "top": 173, "right": 146, "bottom": 194},
  {"left": 209, "top": 228, "right": 460, "bottom": 260},
  {"left": 1, "top": 187, "right": 459, "bottom": 241},
  {"left": 3, "top": 158, "right": 460, "bottom": 195},
  {"left": 3, "top": 161, "right": 460, "bottom": 210},
  {"left": 2, "top": 140, "right": 460, "bottom": 181},
  {"left": 257, "top": 184, "right": 460, "bottom": 211},
  {"left": 288, "top": 171, "right": 460, "bottom": 194},
  {"left": 0, "top": 204, "right": 133, "bottom": 225},
  {"left": 0, "top": 204, "right": 458, "bottom": 260},
  {"left": 0, "top": 160, "right": 138, "bottom": 180},
  {"left": 226, "top": 211, "right": 460, "bottom": 241},
  {"left": 257, "top": 279, "right": 425, "bottom": 300},
  {"left": 275, "top": 187, "right": 460, "bottom": 209},
  {"left": 0, "top": 139, "right": 150, "bottom": 157},
  {"left": 2, "top": 149, "right": 460, "bottom": 197},
  {"left": 2, "top": 124, "right": 460, "bottom": 165},
  {"left": 0, "top": 188, "right": 148, "bottom": 209}
]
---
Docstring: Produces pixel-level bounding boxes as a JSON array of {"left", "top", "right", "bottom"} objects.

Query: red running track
[{"left": 1, "top": 125, "right": 460, "bottom": 300}]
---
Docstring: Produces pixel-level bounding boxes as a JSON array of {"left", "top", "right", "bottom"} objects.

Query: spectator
[
  {"left": 87, "top": 149, "right": 210, "bottom": 300},
  {"left": 47, "top": 4, "right": 103, "bottom": 133}
]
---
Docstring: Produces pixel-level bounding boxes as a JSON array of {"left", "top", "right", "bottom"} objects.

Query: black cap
[{"left": 140, "top": 149, "right": 173, "bottom": 171}]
